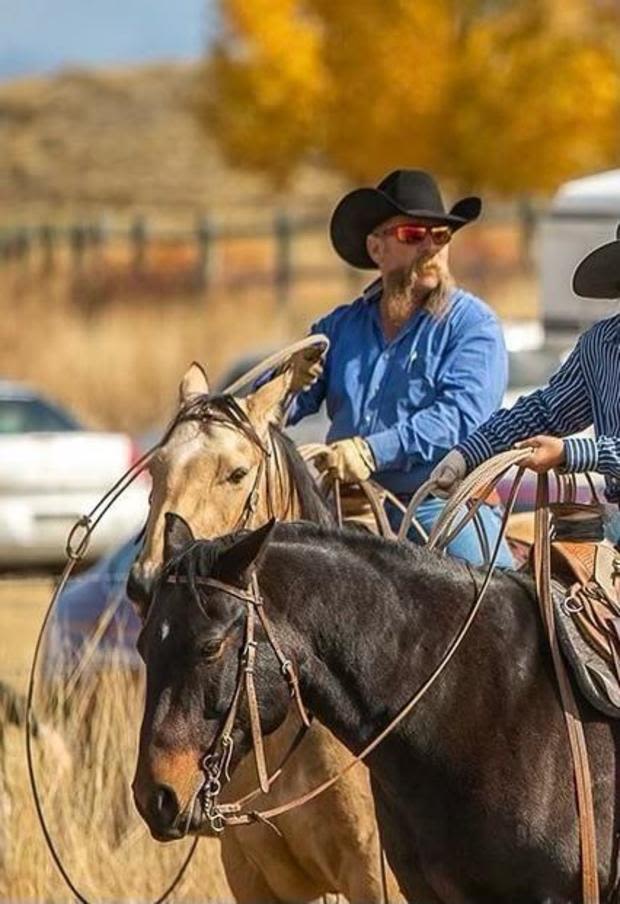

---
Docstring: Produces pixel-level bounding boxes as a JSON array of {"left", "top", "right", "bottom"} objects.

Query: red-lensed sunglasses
[{"left": 374, "top": 224, "right": 452, "bottom": 247}]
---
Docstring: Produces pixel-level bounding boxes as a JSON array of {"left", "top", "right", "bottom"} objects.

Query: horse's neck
[
  {"left": 264, "top": 535, "right": 479, "bottom": 752},
  {"left": 263, "top": 531, "right": 541, "bottom": 760},
  {"left": 258, "top": 432, "right": 329, "bottom": 525}
]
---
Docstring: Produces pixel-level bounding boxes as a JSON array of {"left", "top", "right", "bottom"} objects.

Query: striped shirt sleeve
[
  {"left": 457, "top": 337, "right": 593, "bottom": 470},
  {"left": 564, "top": 435, "right": 620, "bottom": 477}
]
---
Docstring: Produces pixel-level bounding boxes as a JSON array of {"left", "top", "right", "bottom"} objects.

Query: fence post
[
  {"left": 70, "top": 223, "right": 87, "bottom": 271},
  {"left": 517, "top": 195, "right": 536, "bottom": 270},
  {"left": 14, "top": 229, "right": 31, "bottom": 267},
  {"left": 274, "top": 210, "right": 293, "bottom": 310},
  {"left": 195, "top": 215, "right": 214, "bottom": 293},
  {"left": 130, "top": 215, "right": 148, "bottom": 273},
  {"left": 40, "top": 224, "right": 56, "bottom": 273},
  {"left": 345, "top": 263, "right": 361, "bottom": 298}
]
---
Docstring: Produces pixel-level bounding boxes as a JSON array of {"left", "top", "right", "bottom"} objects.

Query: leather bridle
[
  {"left": 172, "top": 398, "right": 277, "bottom": 535},
  {"left": 158, "top": 486, "right": 517, "bottom": 835},
  {"left": 161, "top": 571, "right": 311, "bottom": 835}
]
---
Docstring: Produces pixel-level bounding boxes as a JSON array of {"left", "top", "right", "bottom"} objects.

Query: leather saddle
[{"left": 544, "top": 502, "right": 620, "bottom": 717}]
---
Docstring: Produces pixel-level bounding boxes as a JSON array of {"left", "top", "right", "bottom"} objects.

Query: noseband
[{"left": 163, "top": 571, "right": 311, "bottom": 834}]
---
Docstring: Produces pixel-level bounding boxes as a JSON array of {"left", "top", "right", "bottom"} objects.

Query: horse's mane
[
  {"left": 167, "top": 393, "right": 259, "bottom": 447},
  {"left": 169, "top": 392, "right": 333, "bottom": 527},
  {"left": 159, "top": 530, "right": 242, "bottom": 617},
  {"left": 267, "top": 426, "right": 334, "bottom": 527}
]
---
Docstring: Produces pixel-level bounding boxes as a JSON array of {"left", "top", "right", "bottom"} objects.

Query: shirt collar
[
  {"left": 601, "top": 312, "right": 620, "bottom": 343},
  {"left": 362, "top": 277, "right": 382, "bottom": 303}
]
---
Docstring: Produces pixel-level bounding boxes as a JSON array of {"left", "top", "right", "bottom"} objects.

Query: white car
[{"left": 0, "top": 381, "right": 149, "bottom": 567}]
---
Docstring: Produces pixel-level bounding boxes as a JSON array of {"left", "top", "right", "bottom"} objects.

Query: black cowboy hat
[
  {"left": 330, "top": 169, "right": 482, "bottom": 269},
  {"left": 572, "top": 224, "right": 620, "bottom": 299}
]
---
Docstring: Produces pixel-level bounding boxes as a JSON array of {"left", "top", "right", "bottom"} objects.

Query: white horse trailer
[{"left": 540, "top": 169, "right": 620, "bottom": 338}]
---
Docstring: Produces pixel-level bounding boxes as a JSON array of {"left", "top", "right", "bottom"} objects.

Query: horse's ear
[
  {"left": 217, "top": 518, "right": 276, "bottom": 586},
  {"left": 245, "top": 371, "right": 292, "bottom": 432},
  {"left": 163, "top": 512, "right": 195, "bottom": 562},
  {"left": 179, "top": 362, "right": 209, "bottom": 404}
]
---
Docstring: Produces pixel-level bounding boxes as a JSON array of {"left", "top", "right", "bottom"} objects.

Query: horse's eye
[
  {"left": 199, "top": 640, "right": 224, "bottom": 660},
  {"left": 228, "top": 467, "right": 249, "bottom": 484}
]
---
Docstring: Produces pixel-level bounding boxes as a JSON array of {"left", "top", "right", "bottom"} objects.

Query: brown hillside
[{"left": 0, "top": 62, "right": 344, "bottom": 227}]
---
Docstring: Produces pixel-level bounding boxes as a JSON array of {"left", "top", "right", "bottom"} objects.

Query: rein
[
  {"left": 25, "top": 443, "right": 200, "bottom": 904},
  {"left": 176, "top": 448, "right": 603, "bottom": 904},
  {"left": 181, "top": 469, "right": 522, "bottom": 832}
]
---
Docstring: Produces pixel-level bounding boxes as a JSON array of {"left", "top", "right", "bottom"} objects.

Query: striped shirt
[{"left": 458, "top": 314, "right": 620, "bottom": 504}]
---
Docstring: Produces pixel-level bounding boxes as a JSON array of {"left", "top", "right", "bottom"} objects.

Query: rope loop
[{"left": 66, "top": 515, "right": 93, "bottom": 560}]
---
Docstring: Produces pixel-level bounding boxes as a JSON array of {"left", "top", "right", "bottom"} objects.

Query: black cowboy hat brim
[
  {"left": 330, "top": 188, "right": 482, "bottom": 269},
  {"left": 572, "top": 239, "right": 620, "bottom": 299}
]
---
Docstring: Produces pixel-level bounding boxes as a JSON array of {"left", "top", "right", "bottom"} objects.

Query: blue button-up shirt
[
  {"left": 289, "top": 281, "right": 508, "bottom": 495},
  {"left": 458, "top": 314, "right": 620, "bottom": 504}
]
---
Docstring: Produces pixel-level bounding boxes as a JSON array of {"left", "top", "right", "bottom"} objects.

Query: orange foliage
[{"left": 200, "top": 0, "right": 620, "bottom": 194}]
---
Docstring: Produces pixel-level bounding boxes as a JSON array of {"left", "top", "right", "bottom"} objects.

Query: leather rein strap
[
  {"left": 165, "top": 573, "right": 311, "bottom": 813},
  {"left": 174, "top": 478, "right": 520, "bottom": 830},
  {"left": 534, "top": 473, "right": 600, "bottom": 904}
]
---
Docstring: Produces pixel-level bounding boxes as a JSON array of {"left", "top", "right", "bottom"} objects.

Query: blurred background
[{"left": 0, "top": 0, "right": 619, "bottom": 900}]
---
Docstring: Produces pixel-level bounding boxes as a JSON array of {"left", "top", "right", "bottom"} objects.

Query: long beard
[{"left": 383, "top": 258, "right": 453, "bottom": 318}]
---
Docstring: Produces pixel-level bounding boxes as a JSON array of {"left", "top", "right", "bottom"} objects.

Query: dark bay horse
[{"left": 133, "top": 516, "right": 619, "bottom": 904}]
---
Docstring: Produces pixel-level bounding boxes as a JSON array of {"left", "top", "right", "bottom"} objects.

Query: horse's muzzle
[{"left": 133, "top": 779, "right": 205, "bottom": 841}]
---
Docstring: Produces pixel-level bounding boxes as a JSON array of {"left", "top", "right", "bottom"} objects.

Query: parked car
[
  {"left": 42, "top": 538, "right": 142, "bottom": 677},
  {"left": 0, "top": 381, "right": 149, "bottom": 566}
]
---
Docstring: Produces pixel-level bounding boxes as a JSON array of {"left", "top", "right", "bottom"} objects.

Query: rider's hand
[
  {"left": 514, "top": 436, "right": 565, "bottom": 473},
  {"left": 289, "top": 347, "right": 325, "bottom": 393},
  {"left": 430, "top": 450, "right": 467, "bottom": 498},
  {"left": 315, "top": 437, "right": 376, "bottom": 484}
]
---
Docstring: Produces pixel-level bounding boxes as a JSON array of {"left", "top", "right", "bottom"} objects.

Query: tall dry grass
[
  {"left": 2, "top": 659, "right": 233, "bottom": 902},
  {"left": 0, "top": 240, "right": 360, "bottom": 434}
]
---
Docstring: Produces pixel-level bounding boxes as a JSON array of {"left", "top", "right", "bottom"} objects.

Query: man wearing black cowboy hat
[
  {"left": 288, "top": 169, "right": 514, "bottom": 566},
  {"left": 432, "top": 227, "right": 620, "bottom": 545}
]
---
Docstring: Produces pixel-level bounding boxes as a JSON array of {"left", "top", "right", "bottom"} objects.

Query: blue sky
[{"left": 0, "top": 0, "right": 217, "bottom": 80}]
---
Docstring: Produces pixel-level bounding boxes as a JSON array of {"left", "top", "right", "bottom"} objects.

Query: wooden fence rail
[
  {"left": 0, "top": 208, "right": 536, "bottom": 316},
  {"left": 0, "top": 213, "right": 353, "bottom": 308}
]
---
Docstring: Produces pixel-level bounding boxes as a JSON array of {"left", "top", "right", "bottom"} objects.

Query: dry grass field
[{"left": 0, "top": 576, "right": 234, "bottom": 902}]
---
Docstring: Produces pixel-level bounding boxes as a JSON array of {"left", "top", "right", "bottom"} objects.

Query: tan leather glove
[
  {"left": 315, "top": 437, "right": 376, "bottom": 484},
  {"left": 289, "top": 347, "right": 325, "bottom": 393},
  {"left": 429, "top": 449, "right": 467, "bottom": 498}
]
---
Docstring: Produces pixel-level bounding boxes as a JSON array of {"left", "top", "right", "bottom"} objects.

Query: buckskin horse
[
  {"left": 128, "top": 363, "right": 403, "bottom": 903},
  {"left": 133, "top": 515, "right": 620, "bottom": 904}
]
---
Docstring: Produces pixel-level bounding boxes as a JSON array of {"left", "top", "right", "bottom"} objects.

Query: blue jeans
[
  {"left": 604, "top": 505, "right": 620, "bottom": 547},
  {"left": 390, "top": 495, "right": 515, "bottom": 569}
]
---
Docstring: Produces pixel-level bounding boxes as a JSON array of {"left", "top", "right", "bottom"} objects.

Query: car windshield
[
  {"left": 0, "top": 398, "right": 81, "bottom": 433},
  {"left": 507, "top": 347, "right": 564, "bottom": 390}
]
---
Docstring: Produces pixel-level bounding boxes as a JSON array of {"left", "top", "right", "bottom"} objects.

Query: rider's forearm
[
  {"left": 287, "top": 376, "right": 326, "bottom": 425},
  {"left": 458, "top": 343, "right": 594, "bottom": 472},
  {"left": 562, "top": 435, "right": 620, "bottom": 477}
]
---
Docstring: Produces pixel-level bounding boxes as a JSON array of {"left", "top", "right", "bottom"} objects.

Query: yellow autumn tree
[
  {"left": 200, "top": 0, "right": 326, "bottom": 185},
  {"left": 198, "top": 0, "right": 620, "bottom": 194}
]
